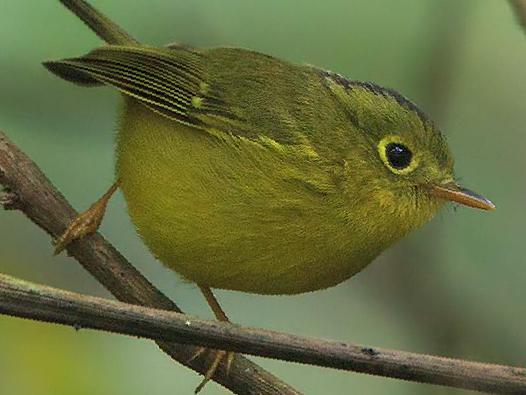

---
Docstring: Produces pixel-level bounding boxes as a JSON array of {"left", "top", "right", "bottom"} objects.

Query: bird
[{"left": 46, "top": 0, "right": 495, "bottom": 391}]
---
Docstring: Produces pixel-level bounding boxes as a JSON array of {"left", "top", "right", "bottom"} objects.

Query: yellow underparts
[{"left": 115, "top": 98, "right": 381, "bottom": 294}]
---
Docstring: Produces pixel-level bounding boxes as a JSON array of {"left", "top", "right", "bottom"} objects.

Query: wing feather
[{"left": 44, "top": 45, "right": 227, "bottom": 127}]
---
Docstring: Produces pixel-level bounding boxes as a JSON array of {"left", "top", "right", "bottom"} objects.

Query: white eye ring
[{"left": 378, "top": 135, "right": 419, "bottom": 175}]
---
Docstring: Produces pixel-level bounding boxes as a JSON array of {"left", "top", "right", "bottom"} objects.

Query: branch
[
  {"left": 0, "top": 273, "right": 525, "bottom": 395},
  {"left": 0, "top": 130, "right": 299, "bottom": 395},
  {"left": 1, "top": 130, "right": 525, "bottom": 395},
  {"left": 510, "top": 0, "right": 526, "bottom": 30}
]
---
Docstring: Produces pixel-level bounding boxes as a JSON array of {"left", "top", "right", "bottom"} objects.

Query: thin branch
[
  {"left": 0, "top": 273, "right": 525, "bottom": 395},
  {"left": 510, "top": 0, "right": 526, "bottom": 30},
  {"left": 0, "top": 130, "right": 299, "bottom": 395}
]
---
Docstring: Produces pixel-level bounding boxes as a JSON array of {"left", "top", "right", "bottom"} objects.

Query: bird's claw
[
  {"left": 189, "top": 348, "right": 236, "bottom": 393},
  {"left": 53, "top": 182, "right": 119, "bottom": 255},
  {"left": 54, "top": 204, "right": 103, "bottom": 254}
]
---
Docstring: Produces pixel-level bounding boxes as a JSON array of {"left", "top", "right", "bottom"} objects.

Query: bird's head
[{"left": 321, "top": 72, "right": 494, "bottom": 237}]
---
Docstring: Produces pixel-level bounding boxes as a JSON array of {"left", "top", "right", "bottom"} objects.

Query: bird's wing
[
  {"left": 44, "top": 45, "right": 343, "bottom": 195},
  {"left": 43, "top": 45, "right": 329, "bottom": 147},
  {"left": 44, "top": 45, "right": 236, "bottom": 128}
]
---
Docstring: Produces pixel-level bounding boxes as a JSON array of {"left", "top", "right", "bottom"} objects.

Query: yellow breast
[{"left": 116, "top": 98, "right": 374, "bottom": 295}]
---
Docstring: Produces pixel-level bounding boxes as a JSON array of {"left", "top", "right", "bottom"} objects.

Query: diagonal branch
[
  {"left": 1, "top": 272, "right": 525, "bottom": 395},
  {"left": 0, "top": 130, "right": 300, "bottom": 395}
]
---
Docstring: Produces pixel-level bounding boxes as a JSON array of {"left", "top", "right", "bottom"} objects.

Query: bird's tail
[{"left": 58, "top": 0, "right": 139, "bottom": 45}]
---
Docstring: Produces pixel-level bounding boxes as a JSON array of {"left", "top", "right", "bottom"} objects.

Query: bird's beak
[{"left": 430, "top": 182, "right": 496, "bottom": 211}]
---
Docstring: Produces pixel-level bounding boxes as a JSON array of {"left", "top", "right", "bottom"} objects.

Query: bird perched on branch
[{"left": 46, "top": 0, "right": 495, "bottom": 391}]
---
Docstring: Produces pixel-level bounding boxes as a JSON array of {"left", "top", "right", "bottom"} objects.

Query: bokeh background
[{"left": 1, "top": 0, "right": 525, "bottom": 394}]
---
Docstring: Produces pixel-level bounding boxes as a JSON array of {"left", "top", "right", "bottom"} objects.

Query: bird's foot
[
  {"left": 54, "top": 182, "right": 119, "bottom": 254},
  {"left": 189, "top": 347, "right": 235, "bottom": 393},
  {"left": 191, "top": 285, "right": 235, "bottom": 392}
]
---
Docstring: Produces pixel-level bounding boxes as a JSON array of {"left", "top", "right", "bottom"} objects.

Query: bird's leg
[
  {"left": 192, "top": 285, "right": 236, "bottom": 394},
  {"left": 54, "top": 180, "right": 120, "bottom": 254}
]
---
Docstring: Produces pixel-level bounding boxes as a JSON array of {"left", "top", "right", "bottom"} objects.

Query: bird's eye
[
  {"left": 377, "top": 136, "right": 418, "bottom": 175},
  {"left": 385, "top": 143, "right": 412, "bottom": 170}
]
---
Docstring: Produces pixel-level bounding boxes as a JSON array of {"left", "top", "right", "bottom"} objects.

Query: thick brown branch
[
  {"left": 0, "top": 130, "right": 299, "bottom": 395},
  {"left": 0, "top": 273, "right": 525, "bottom": 395}
]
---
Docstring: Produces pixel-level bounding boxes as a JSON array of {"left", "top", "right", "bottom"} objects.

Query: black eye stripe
[{"left": 386, "top": 143, "right": 412, "bottom": 170}]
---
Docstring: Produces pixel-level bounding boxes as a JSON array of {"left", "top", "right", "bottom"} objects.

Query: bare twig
[
  {"left": 0, "top": 272, "right": 525, "bottom": 394},
  {"left": 0, "top": 130, "right": 299, "bottom": 395},
  {"left": 510, "top": 0, "right": 526, "bottom": 30}
]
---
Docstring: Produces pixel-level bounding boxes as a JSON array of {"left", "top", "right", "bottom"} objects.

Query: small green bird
[{"left": 48, "top": 0, "right": 494, "bottom": 390}]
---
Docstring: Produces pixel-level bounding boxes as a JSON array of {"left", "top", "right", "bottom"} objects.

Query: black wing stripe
[
  {"left": 104, "top": 50, "right": 203, "bottom": 87},
  {"left": 79, "top": 59, "right": 195, "bottom": 103},
  {"left": 45, "top": 45, "right": 232, "bottom": 127},
  {"left": 62, "top": 61, "right": 191, "bottom": 116},
  {"left": 110, "top": 56, "right": 202, "bottom": 97}
]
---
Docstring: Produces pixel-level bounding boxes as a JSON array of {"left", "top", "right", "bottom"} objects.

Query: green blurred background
[{"left": 1, "top": 1, "right": 525, "bottom": 394}]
